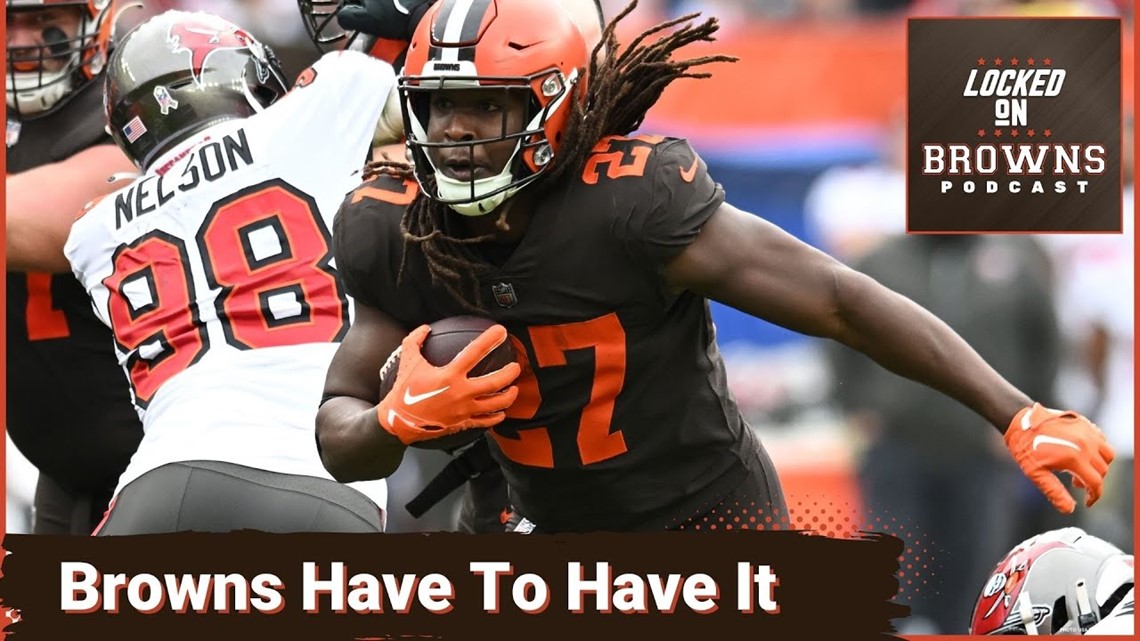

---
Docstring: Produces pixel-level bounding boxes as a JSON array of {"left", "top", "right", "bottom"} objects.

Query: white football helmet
[{"left": 970, "top": 527, "right": 1134, "bottom": 635}]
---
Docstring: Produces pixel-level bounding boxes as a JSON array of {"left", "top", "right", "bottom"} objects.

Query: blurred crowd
[
  {"left": 608, "top": 0, "right": 1132, "bottom": 20},
  {"left": 803, "top": 105, "right": 1133, "bottom": 632},
  {"left": 102, "top": 0, "right": 1135, "bottom": 77},
  {"left": 6, "top": 0, "right": 1134, "bottom": 634}
]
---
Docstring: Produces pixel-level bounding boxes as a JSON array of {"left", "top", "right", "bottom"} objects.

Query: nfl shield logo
[
  {"left": 6, "top": 118, "right": 21, "bottom": 147},
  {"left": 492, "top": 282, "right": 517, "bottom": 308}
]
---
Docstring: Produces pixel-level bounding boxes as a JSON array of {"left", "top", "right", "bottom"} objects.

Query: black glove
[{"left": 337, "top": 0, "right": 435, "bottom": 42}]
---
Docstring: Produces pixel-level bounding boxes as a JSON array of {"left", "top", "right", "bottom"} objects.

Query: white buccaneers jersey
[
  {"left": 65, "top": 51, "right": 394, "bottom": 496},
  {"left": 1087, "top": 587, "right": 1134, "bottom": 635}
]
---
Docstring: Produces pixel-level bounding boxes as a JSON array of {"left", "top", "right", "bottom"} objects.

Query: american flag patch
[{"left": 122, "top": 116, "right": 147, "bottom": 143}]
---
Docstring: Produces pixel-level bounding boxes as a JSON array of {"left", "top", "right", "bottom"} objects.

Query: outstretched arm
[
  {"left": 6, "top": 144, "right": 136, "bottom": 273},
  {"left": 665, "top": 202, "right": 1113, "bottom": 513},
  {"left": 665, "top": 202, "right": 1030, "bottom": 429}
]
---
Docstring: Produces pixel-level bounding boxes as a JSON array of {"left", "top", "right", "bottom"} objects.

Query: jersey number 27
[{"left": 492, "top": 313, "right": 630, "bottom": 468}]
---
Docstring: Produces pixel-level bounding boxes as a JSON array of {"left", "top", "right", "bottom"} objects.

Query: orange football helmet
[
  {"left": 6, "top": 0, "right": 118, "bottom": 118},
  {"left": 399, "top": 0, "right": 588, "bottom": 216}
]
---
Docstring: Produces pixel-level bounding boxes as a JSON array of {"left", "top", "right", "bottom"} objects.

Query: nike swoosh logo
[
  {"left": 387, "top": 409, "right": 409, "bottom": 429},
  {"left": 1021, "top": 405, "right": 1063, "bottom": 430},
  {"left": 404, "top": 385, "right": 450, "bottom": 405},
  {"left": 1021, "top": 410, "right": 1033, "bottom": 430},
  {"left": 392, "top": 0, "right": 411, "bottom": 14},
  {"left": 679, "top": 157, "right": 699, "bottom": 183},
  {"left": 1032, "top": 434, "right": 1080, "bottom": 451}
]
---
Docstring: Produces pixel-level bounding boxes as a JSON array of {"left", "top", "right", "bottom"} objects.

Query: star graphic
[
  {"left": 978, "top": 128, "right": 986, "bottom": 137},
  {"left": 1044, "top": 129, "right": 1052, "bottom": 137},
  {"left": 1044, "top": 58, "right": 1052, "bottom": 65},
  {"left": 1010, "top": 57, "right": 1019, "bottom": 65},
  {"left": 994, "top": 57, "right": 1003, "bottom": 65},
  {"left": 994, "top": 129, "right": 1003, "bottom": 137},
  {"left": 1027, "top": 129, "right": 1036, "bottom": 137},
  {"left": 978, "top": 57, "right": 987, "bottom": 65},
  {"left": 1027, "top": 57, "right": 1036, "bottom": 65},
  {"left": 1010, "top": 129, "right": 1019, "bottom": 137}
]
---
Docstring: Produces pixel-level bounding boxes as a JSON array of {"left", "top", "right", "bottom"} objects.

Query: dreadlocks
[
  {"left": 362, "top": 0, "right": 737, "bottom": 312},
  {"left": 544, "top": 1, "right": 737, "bottom": 184}
]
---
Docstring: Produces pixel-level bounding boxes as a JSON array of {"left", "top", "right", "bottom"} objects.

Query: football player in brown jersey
[
  {"left": 6, "top": 0, "right": 143, "bottom": 535},
  {"left": 302, "top": 0, "right": 609, "bottom": 534},
  {"left": 317, "top": 0, "right": 1114, "bottom": 533}
]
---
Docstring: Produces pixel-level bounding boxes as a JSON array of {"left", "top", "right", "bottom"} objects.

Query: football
[{"left": 379, "top": 316, "right": 517, "bottom": 452}]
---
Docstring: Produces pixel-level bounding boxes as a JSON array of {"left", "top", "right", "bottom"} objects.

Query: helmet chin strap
[
  {"left": 436, "top": 170, "right": 518, "bottom": 217},
  {"left": 7, "top": 69, "right": 72, "bottom": 116},
  {"left": 1016, "top": 591, "right": 1039, "bottom": 635},
  {"left": 6, "top": 45, "right": 78, "bottom": 116},
  {"left": 418, "top": 88, "right": 559, "bottom": 217},
  {"left": 1074, "top": 579, "right": 1098, "bottom": 631},
  {"left": 432, "top": 135, "right": 529, "bottom": 217}
]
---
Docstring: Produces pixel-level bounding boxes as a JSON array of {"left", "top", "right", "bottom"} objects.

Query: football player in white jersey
[
  {"left": 64, "top": 10, "right": 395, "bottom": 534},
  {"left": 969, "top": 527, "right": 1134, "bottom": 635},
  {"left": 1086, "top": 586, "right": 1134, "bottom": 635}
]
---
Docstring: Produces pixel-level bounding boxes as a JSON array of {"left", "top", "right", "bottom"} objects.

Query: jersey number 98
[{"left": 102, "top": 179, "right": 349, "bottom": 407}]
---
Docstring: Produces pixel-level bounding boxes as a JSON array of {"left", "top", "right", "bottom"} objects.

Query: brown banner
[
  {"left": 0, "top": 531, "right": 907, "bottom": 640},
  {"left": 907, "top": 18, "right": 1122, "bottom": 232}
]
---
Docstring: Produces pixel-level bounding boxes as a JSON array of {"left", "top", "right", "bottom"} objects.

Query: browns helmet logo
[{"left": 167, "top": 20, "right": 257, "bottom": 86}]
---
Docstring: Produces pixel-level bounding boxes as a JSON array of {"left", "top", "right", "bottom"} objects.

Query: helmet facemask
[
  {"left": 5, "top": 1, "right": 115, "bottom": 119},
  {"left": 970, "top": 528, "right": 1134, "bottom": 635},
  {"left": 297, "top": 0, "right": 365, "bottom": 53},
  {"left": 399, "top": 66, "right": 579, "bottom": 217}
]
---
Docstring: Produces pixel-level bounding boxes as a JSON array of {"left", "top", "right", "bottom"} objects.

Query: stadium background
[{"left": 5, "top": 0, "right": 1134, "bottom": 633}]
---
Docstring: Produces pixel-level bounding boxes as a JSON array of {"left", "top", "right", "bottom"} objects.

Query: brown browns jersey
[
  {"left": 335, "top": 135, "right": 753, "bottom": 532},
  {"left": 6, "top": 80, "right": 144, "bottom": 496}
]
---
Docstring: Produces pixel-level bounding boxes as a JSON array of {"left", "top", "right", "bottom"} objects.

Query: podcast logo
[{"left": 907, "top": 19, "right": 1122, "bottom": 232}]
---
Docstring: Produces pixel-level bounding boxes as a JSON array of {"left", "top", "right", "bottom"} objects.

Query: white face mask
[
  {"left": 431, "top": 141, "right": 529, "bottom": 217},
  {"left": 6, "top": 68, "right": 74, "bottom": 116},
  {"left": 435, "top": 172, "right": 516, "bottom": 217},
  {"left": 6, "top": 7, "right": 106, "bottom": 118}
]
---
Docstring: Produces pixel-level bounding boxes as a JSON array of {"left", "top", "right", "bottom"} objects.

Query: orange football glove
[
  {"left": 1004, "top": 403, "right": 1115, "bottom": 514},
  {"left": 377, "top": 324, "right": 521, "bottom": 445}
]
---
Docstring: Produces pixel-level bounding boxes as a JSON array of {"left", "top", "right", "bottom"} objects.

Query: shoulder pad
[{"left": 346, "top": 172, "right": 419, "bottom": 208}]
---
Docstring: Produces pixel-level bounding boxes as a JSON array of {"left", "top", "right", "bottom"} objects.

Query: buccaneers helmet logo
[
  {"left": 167, "top": 20, "right": 257, "bottom": 86},
  {"left": 973, "top": 539, "right": 1072, "bottom": 633}
]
